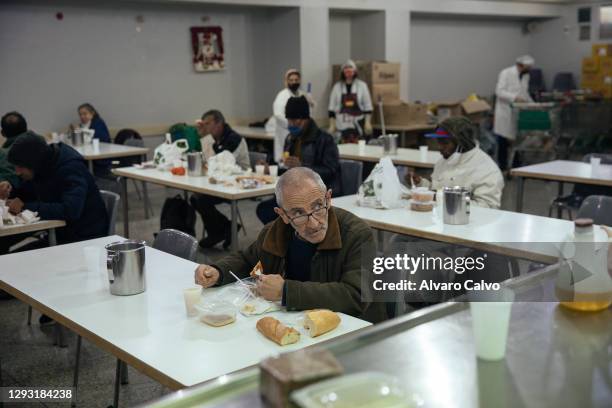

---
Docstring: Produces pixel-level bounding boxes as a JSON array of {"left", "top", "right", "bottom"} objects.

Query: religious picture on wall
[{"left": 190, "top": 26, "right": 225, "bottom": 72}]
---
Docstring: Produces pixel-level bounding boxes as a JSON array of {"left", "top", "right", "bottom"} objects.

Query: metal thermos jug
[
  {"left": 71, "top": 129, "right": 84, "bottom": 146},
  {"left": 105, "top": 240, "right": 146, "bottom": 296},
  {"left": 187, "top": 152, "right": 203, "bottom": 176},
  {"left": 381, "top": 134, "right": 398, "bottom": 155},
  {"left": 443, "top": 186, "right": 470, "bottom": 225}
]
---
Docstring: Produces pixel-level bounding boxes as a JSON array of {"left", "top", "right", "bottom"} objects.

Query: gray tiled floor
[{"left": 0, "top": 172, "right": 566, "bottom": 407}]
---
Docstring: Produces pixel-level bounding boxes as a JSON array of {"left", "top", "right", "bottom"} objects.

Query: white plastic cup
[
  {"left": 83, "top": 246, "right": 102, "bottom": 274},
  {"left": 419, "top": 145, "right": 429, "bottom": 161},
  {"left": 469, "top": 288, "right": 515, "bottom": 361},
  {"left": 184, "top": 287, "right": 202, "bottom": 317},
  {"left": 268, "top": 165, "right": 278, "bottom": 177},
  {"left": 255, "top": 165, "right": 265, "bottom": 175},
  {"left": 358, "top": 140, "right": 366, "bottom": 154},
  {"left": 92, "top": 138, "right": 100, "bottom": 152}
]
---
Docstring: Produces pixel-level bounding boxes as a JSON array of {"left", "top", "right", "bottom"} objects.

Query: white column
[
  {"left": 385, "top": 9, "right": 411, "bottom": 101},
  {"left": 299, "top": 5, "right": 330, "bottom": 120}
]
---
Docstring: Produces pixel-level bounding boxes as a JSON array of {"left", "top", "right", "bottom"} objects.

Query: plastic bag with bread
[
  {"left": 256, "top": 316, "right": 300, "bottom": 346},
  {"left": 303, "top": 309, "right": 341, "bottom": 337}
]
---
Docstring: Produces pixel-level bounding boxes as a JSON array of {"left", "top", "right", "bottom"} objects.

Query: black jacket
[
  {"left": 284, "top": 119, "right": 341, "bottom": 194},
  {"left": 16, "top": 143, "right": 109, "bottom": 244}
]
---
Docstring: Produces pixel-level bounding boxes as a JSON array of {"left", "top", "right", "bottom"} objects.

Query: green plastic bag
[{"left": 169, "top": 123, "right": 202, "bottom": 152}]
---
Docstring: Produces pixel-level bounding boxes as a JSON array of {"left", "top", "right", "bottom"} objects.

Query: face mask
[
  {"left": 288, "top": 125, "right": 302, "bottom": 136},
  {"left": 288, "top": 83, "right": 300, "bottom": 92},
  {"left": 444, "top": 147, "right": 463, "bottom": 166}
]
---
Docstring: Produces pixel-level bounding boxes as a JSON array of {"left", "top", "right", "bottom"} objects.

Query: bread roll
[
  {"left": 303, "top": 310, "right": 341, "bottom": 337},
  {"left": 257, "top": 317, "right": 300, "bottom": 346}
]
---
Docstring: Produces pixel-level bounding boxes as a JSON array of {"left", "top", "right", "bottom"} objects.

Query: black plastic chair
[
  {"left": 552, "top": 72, "right": 576, "bottom": 92},
  {"left": 339, "top": 159, "right": 363, "bottom": 196},
  {"left": 577, "top": 195, "right": 612, "bottom": 227},
  {"left": 153, "top": 228, "right": 199, "bottom": 262}
]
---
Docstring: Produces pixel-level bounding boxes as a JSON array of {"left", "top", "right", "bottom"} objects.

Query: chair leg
[
  {"left": 237, "top": 207, "right": 247, "bottom": 236},
  {"left": 113, "top": 359, "right": 121, "bottom": 408},
  {"left": 142, "top": 181, "right": 153, "bottom": 218},
  {"left": 120, "top": 361, "right": 129, "bottom": 385},
  {"left": 72, "top": 335, "right": 82, "bottom": 408},
  {"left": 27, "top": 306, "right": 32, "bottom": 325},
  {"left": 131, "top": 180, "right": 142, "bottom": 200}
]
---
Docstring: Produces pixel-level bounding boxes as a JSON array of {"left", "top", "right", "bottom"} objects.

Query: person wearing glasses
[{"left": 194, "top": 167, "right": 386, "bottom": 323}]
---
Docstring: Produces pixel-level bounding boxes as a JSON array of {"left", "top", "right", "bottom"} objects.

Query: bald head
[{"left": 275, "top": 167, "right": 326, "bottom": 207}]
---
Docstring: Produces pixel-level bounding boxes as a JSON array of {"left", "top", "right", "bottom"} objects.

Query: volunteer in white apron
[
  {"left": 267, "top": 69, "right": 309, "bottom": 162},
  {"left": 494, "top": 55, "right": 534, "bottom": 170},
  {"left": 328, "top": 59, "right": 373, "bottom": 143}
]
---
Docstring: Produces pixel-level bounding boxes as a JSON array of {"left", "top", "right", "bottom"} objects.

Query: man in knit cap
[
  {"left": 410, "top": 116, "right": 504, "bottom": 208},
  {"left": 5, "top": 131, "right": 109, "bottom": 245}
]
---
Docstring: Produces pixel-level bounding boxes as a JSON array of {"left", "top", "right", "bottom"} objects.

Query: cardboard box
[
  {"left": 373, "top": 101, "right": 429, "bottom": 126},
  {"left": 370, "top": 83, "right": 400, "bottom": 104},
  {"left": 600, "top": 57, "right": 612, "bottom": 74},
  {"left": 436, "top": 101, "right": 462, "bottom": 121},
  {"left": 461, "top": 99, "right": 491, "bottom": 123},
  {"left": 593, "top": 44, "right": 612, "bottom": 58},
  {"left": 332, "top": 61, "right": 400, "bottom": 86},
  {"left": 582, "top": 57, "right": 600, "bottom": 73}
]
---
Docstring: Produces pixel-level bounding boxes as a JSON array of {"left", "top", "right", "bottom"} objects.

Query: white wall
[
  {"left": 409, "top": 15, "right": 531, "bottom": 102},
  {"left": 350, "top": 11, "right": 386, "bottom": 61},
  {"left": 0, "top": 1, "right": 299, "bottom": 132},
  {"left": 529, "top": 2, "right": 604, "bottom": 88},
  {"left": 329, "top": 12, "right": 352, "bottom": 65}
]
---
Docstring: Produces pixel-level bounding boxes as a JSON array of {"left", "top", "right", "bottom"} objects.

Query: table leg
[
  {"left": 71, "top": 335, "right": 82, "bottom": 408},
  {"left": 142, "top": 181, "right": 150, "bottom": 219},
  {"left": 88, "top": 160, "right": 94, "bottom": 174},
  {"left": 557, "top": 181, "right": 564, "bottom": 219},
  {"left": 230, "top": 200, "right": 238, "bottom": 252},
  {"left": 516, "top": 177, "right": 524, "bottom": 213},
  {"left": 121, "top": 177, "right": 129, "bottom": 237},
  {"left": 48, "top": 228, "right": 57, "bottom": 246}
]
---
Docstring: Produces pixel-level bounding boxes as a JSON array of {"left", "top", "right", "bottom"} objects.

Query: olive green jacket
[
  {"left": 213, "top": 207, "right": 387, "bottom": 323},
  {"left": 0, "top": 148, "right": 18, "bottom": 185}
]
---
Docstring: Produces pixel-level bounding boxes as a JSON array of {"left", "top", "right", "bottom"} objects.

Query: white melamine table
[
  {"left": 510, "top": 160, "right": 612, "bottom": 213},
  {"left": 338, "top": 144, "right": 440, "bottom": 169},
  {"left": 332, "top": 195, "right": 577, "bottom": 263},
  {"left": 232, "top": 126, "right": 274, "bottom": 141},
  {"left": 112, "top": 167, "right": 276, "bottom": 251},
  {"left": 73, "top": 142, "right": 149, "bottom": 173},
  {"left": 0, "top": 220, "right": 65, "bottom": 245},
  {"left": 0, "top": 236, "right": 370, "bottom": 392}
]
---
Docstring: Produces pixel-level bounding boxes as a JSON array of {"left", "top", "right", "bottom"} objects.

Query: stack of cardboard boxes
[
  {"left": 581, "top": 43, "right": 612, "bottom": 98},
  {"left": 332, "top": 60, "right": 429, "bottom": 126}
]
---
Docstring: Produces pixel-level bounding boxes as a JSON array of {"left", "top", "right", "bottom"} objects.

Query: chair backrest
[
  {"left": 339, "top": 159, "right": 363, "bottom": 196},
  {"left": 100, "top": 190, "right": 120, "bottom": 235},
  {"left": 249, "top": 151, "right": 267, "bottom": 170},
  {"left": 582, "top": 153, "right": 612, "bottom": 165},
  {"left": 577, "top": 195, "right": 612, "bottom": 227},
  {"left": 114, "top": 129, "right": 142, "bottom": 145},
  {"left": 551, "top": 72, "right": 576, "bottom": 92},
  {"left": 528, "top": 68, "right": 546, "bottom": 95},
  {"left": 153, "top": 228, "right": 199, "bottom": 262}
]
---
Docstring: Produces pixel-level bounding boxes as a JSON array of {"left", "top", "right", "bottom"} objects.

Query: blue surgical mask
[{"left": 288, "top": 125, "right": 302, "bottom": 136}]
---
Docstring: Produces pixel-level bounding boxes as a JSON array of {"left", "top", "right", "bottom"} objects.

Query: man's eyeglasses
[{"left": 285, "top": 200, "right": 329, "bottom": 226}]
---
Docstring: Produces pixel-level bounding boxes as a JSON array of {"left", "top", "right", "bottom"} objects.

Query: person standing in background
[
  {"left": 73, "top": 103, "right": 112, "bottom": 177},
  {"left": 268, "top": 69, "right": 310, "bottom": 163},
  {"left": 328, "top": 59, "right": 373, "bottom": 143},
  {"left": 494, "top": 55, "right": 534, "bottom": 171}
]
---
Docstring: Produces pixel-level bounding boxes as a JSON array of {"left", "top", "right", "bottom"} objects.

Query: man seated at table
[
  {"left": 194, "top": 167, "right": 386, "bottom": 323},
  {"left": 256, "top": 96, "right": 341, "bottom": 224},
  {"left": 410, "top": 116, "right": 504, "bottom": 209},
  {"left": 2, "top": 132, "right": 109, "bottom": 250},
  {"left": 191, "top": 110, "right": 250, "bottom": 249}
]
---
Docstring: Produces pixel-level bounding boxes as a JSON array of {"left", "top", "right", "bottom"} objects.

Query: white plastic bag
[
  {"left": 358, "top": 156, "right": 403, "bottom": 209},
  {"left": 153, "top": 139, "right": 189, "bottom": 169},
  {"left": 207, "top": 150, "right": 242, "bottom": 176}
]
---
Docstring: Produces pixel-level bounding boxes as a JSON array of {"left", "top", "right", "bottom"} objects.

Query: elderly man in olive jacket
[{"left": 195, "top": 167, "right": 386, "bottom": 323}]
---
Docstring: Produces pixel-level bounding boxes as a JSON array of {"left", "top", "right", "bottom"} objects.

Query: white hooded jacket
[{"left": 421, "top": 146, "right": 504, "bottom": 209}]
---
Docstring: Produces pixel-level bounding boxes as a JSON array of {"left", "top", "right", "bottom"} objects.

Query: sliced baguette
[
  {"left": 303, "top": 310, "right": 341, "bottom": 337},
  {"left": 256, "top": 316, "right": 300, "bottom": 346}
]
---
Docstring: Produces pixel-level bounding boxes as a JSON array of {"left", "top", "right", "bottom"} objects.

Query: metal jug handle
[
  {"left": 465, "top": 195, "right": 471, "bottom": 216},
  {"left": 106, "top": 252, "right": 116, "bottom": 283}
]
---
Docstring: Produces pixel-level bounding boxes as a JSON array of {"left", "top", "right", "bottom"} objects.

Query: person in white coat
[
  {"left": 410, "top": 116, "right": 504, "bottom": 209},
  {"left": 268, "top": 69, "right": 307, "bottom": 162},
  {"left": 494, "top": 55, "right": 535, "bottom": 170},
  {"left": 328, "top": 59, "right": 373, "bottom": 143}
]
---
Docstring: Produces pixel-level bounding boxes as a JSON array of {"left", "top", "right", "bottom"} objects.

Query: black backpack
[{"left": 159, "top": 195, "right": 196, "bottom": 237}]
